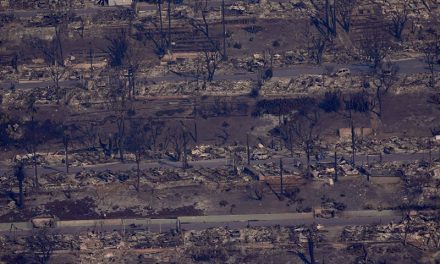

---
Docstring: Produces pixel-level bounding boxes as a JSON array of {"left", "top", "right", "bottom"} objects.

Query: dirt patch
[
  {"left": 0, "top": 207, "right": 39, "bottom": 223},
  {"left": 42, "top": 197, "right": 100, "bottom": 220},
  {"left": 151, "top": 206, "right": 203, "bottom": 219},
  {"left": 105, "top": 207, "right": 145, "bottom": 219}
]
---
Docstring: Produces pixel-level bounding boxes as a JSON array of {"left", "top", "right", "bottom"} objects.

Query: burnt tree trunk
[
  {"left": 221, "top": 0, "right": 227, "bottom": 60},
  {"left": 55, "top": 25, "right": 64, "bottom": 67},
  {"left": 350, "top": 111, "right": 356, "bottom": 165},
  {"left": 31, "top": 115, "right": 38, "bottom": 189},
  {"left": 182, "top": 130, "right": 188, "bottom": 169},
  {"left": 18, "top": 179, "right": 24, "bottom": 208},
  {"left": 167, "top": 0, "right": 172, "bottom": 52},
  {"left": 64, "top": 141, "right": 69, "bottom": 173},
  {"left": 15, "top": 162, "right": 25, "bottom": 208},
  {"left": 158, "top": 0, "right": 163, "bottom": 34},
  {"left": 308, "top": 230, "right": 316, "bottom": 264},
  {"left": 89, "top": 46, "right": 94, "bottom": 72},
  {"left": 306, "top": 141, "right": 312, "bottom": 178},
  {"left": 63, "top": 132, "right": 69, "bottom": 174},
  {"left": 136, "top": 155, "right": 141, "bottom": 192},
  {"left": 194, "top": 121, "right": 198, "bottom": 143},
  {"left": 33, "top": 145, "right": 38, "bottom": 188}
]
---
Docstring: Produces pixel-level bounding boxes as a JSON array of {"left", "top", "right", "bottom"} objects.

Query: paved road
[{"left": 0, "top": 57, "right": 435, "bottom": 90}]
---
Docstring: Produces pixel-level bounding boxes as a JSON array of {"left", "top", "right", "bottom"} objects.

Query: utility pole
[
  {"left": 279, "top": 158, "right": 284, "bottom": 195},
  {"left": 350, "top": 113, "right": 356, "bottom": 166},
  {"left": 194, "top": 121, "right": 198, "bottom": 143},
  {"left": 29, "top": 108, "right": 39, "bottom": 189},
  {"left": 176, "top": 219, "right": 181, "bottom": 233},
  {"left": 63, "top": 130, "right": 69, "bottom": 173},
  {"left": 182, "top": 129, "right": 188, "bottom": 169},
  {"left": 246, "top": 133, "right": 250, "bottom": 165},
  {"left": 429, "top": 140, "right": 432, "bottom": 169},
  {"left": 334, "top": 150, "right": 338, "bottom": 182},
  {"left": 193, "top": 104, "right": 198, "bottom": 143}
]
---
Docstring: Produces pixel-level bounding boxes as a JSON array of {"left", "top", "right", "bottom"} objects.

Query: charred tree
[
  {"left": 359, "top": 30, "right": 391, "bottom": 70},
  {"left": 371, "top": 62, "right": 399, "bottom": 119},
  {"left": 423, "top": 31, "right": 440, "bottom": 88},
  {"left": 125, "top": 120, "right": 154, "bottom": 192},
  {"left": 107, "top": 74, "right": 130, "bottom": 162},
  {"left": 188, "top": 1, "right": 225, "bottom": 59},
  {"left": 288, "top": 103, "right": 320, "bottom": 178},
  {"left": 167, "top": 0, "right": 172, "bottom": 52},
  {"left": 62, "top": 127, "right": 70, "bottom": 174},
  {"left": 309, "top": 0, "right": 337, "bottom": 37},
  {"left": 336, "top": 0, "right": 356, "bottom": 32},
  {"left": 27, "top": 228, "right": 55, "bottom": 264},
  {"left": 24, "top": 93, "right": 39, "bottom": 189},
  {"left": 105, "top": 30, "right": 129, "bottom": 68},
  {"left": 388, "top": 1, "right": 410, "bottom": 41},
  {"left": 343, "top": 92, "right": 370, "bottom": 165}
]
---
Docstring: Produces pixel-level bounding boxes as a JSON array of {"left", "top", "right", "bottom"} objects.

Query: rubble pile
[
  {"left": 89, "top": 232, "right": 123, "bottom": 249},
  {"left": 0, "top": 66, "right": 17, "bottom": 81},
  {"left": 74, "top": 170, "right": 130, "bottom": 186},
  {"left": 341, "top": 225, "right": 401, "bottom": 242},
  {"left": 204, "top": 80, "right": 253, "bottom": 96},
  {"left": 70, "top": 151, "right": 113, "bottom": 166},
  {"left": 23, "top": 164, "right": 255, "bottom": 193},
  {"left": 259, "top": 1, "right": 307, "bottom": 18},
  {"left": 90, "top": 8, "right": 135, "bottom": 23},
  {"left": 142, "top": 81, "right": 194, "bottom": 96},
  {"left": 14, "top": 152, "right": 45, "bottom": 166},
  {"left": 146, "top": 168, "right": 183, "bottom": 183},
  {"left": 185, "top": 226, "right": 292, "bottom": 246},
  {"left": 189, "top": 145, "right": 228, "bottom": 160},
  {"left": 338, "top": 160, "right": 360, "bottom": 177},
  {"left": 0, "top": 172, "right": 14, "bottom": 191},
  {"left": 341, "top": 211, "right": 440, "bottom": 250},
  {"left": 0, "top": 232, "right": 80, "bottom": 252},
  {"left": 128, "top": 230, "right": 182, "bottom": 249},
  {"left": 185, "top": 225, "right": 325, "bottom": 248},
  {"left": 339, "top": 136, "right": 439, "bottom": 155},
  {"left": 320, "top": 196, "right": 347, "bottom": 212},
  {"left": 2, "top": 66, "right": 433, "bottom": 105},
  {"left": 260, "top": 73, "right": 358, "bottom": 96},
  {"left": 12, "top": 149, "right": 122, "bottom": 169},
  {"left": 253, "top": 162, "right": 288, "bottom": 176},
  {"left": 190, "top": 167, "right": 246, "bottom": 183},
  {"left": 143, "top": 79, "right": 254, "bottom": 97},
  {"left": 0, "top": 229, "right": 182, "bottom": 255}
]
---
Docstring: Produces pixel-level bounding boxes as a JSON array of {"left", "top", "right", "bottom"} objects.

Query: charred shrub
[{"left": 319, "top": 91, "right": 341, "bottom": 112}]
